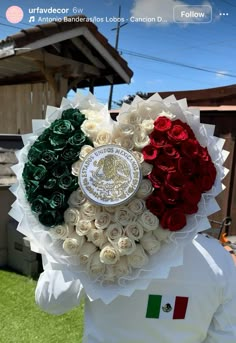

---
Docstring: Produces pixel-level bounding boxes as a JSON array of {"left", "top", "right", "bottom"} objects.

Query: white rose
[
  {"left": 128, "top": 198, "right": 146, "bottom": 215},
  {"left": 136, "top": 102, "right": 153, "bottom": 119},
  {"left": 95, "top": 212, "right": 111, "bottom": 230},
  {"left": 104, "top": 206, "right": 117, "bottom": 214},
  {"left": 87, "top": 228, "right": 107, "bottom": 248},
  {"left": 81, "top": 119, "right": 99, "bottom": 139},
  {"left": 76, "top": 220, "right": 95, "bottom": 236},
  {"left": 138, "top": 210, "right": 159, "bottom": 231},
  {"left": 49, "top": 224, "right": 74, "bottom": 240},
  {"left": 115, "top": 236, "right": 136, "bottom": 256},
  {"left": 115, "top": 135, "right": 134, "bottom": 150},
  {"left": 136, "top": 179, "right": 153, "bottom": 199},
  {"left": 140, "top": 232, "right": 161, "bottom": 255},
  {"left": 63, "top": 235, "right": 85, "bottom": 255},
  {"left": 114, "top": 256, "right": 130, "bottom": 278},
  {"left": 100, "top": 244, "right": 120, "bottom": 265},
  {"left": 132, "top": 151, "right": 144, "bottom": 164},
  {"left": 87, "top": 251, "right": 106, "bottom": 277},
  {"left": 141, "top": 161, "right": 153, "bottom": 176},
  {"left": 81, "top": 201, "right": 100, "bottom": 221},
  {"left": 114, "top": 207, "right": 136, "bottom": 226},
  {"left": 79, "top": 145, "right": 94, "bottom": 160},
  {"left": 141, "top": 119, "right": 154, "bottom": 134},
  {"left": 93, "top": 130, "right": 112, "bottom": 147},
  {"left": 133, "top": 126, "right": 150, "bottom": 150},
  {"left": 106, "top": 222, "right": 123, "bottom": 241},
  {"left": 127, "top": 244, "right": 149, "bottom": 268},
  {"left": 153, "top": 226, "right": 171, "bottom": 242},
  {"left": 78, "top": 242, "right": 97, "bottom": 265},
  {"left": 64, "top": 207, "right": 80, "bottom": 225},
  {"left": 118, "top": 123, "right": 135, "bottom": 136},
  {"left": 127, "top": 111, "right": 142, "bottom": 125},
  {"left": 71, "top": 160, "right": 82, "bottom": 176},
  {"left": 125, "top": 222, "right": 144, "bottom": 241},
  {"left": 68, "top": 188, "right": 86, "bottom": 208}
]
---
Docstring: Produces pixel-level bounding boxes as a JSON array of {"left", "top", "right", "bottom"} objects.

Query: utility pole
[{"left": 108, "top": 5, "right": 128, "bottom": 110}]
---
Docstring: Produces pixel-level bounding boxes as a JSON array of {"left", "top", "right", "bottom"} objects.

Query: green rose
[
  {"left": 41, "top": 150, "right": 58, "bottom": 166},
  {"left": 36, "top": 127, "right": 51, "bottom": 141},
  {"left": 51, "top": 119, "right": 75, "bottom": 135},
  {"left": 68, "top": 131, "right": 88, "bottom": 147},
  {"left": 39, "top": 210, "right": 64, "bottom": 227},
  {"left": 23, "top": 162, "right": 46, "bottom": 182},
  {"left": 51, "top": 162, "right": 69, "bottom": 178},
  {"left": 43, "top": 178, "right": 57, "bottom": 190},
  {"left": 28, "top": 146, "right": 41, "bottom": 163},
  {"left": 31, "top": 195, "right": 49, "bottom": 214},
  {"left": 49, "top": 191, "right": 66, "bottom": 209},
  {"left": 32, "top": 164, "right": 47, "bottom": 181},
  {"left": 22, "top": 161, "right": 34, "bottom": 182},
  {"left": 58, "top": 174, "right": 78, "bottom": 191},
  {"left": 61, "top": 147, "right": 80, "bottom": 162},
  {"left": 33, "top": 140, "right": 49, "bottom": 152},
  {"left": 61, "top": 108, "right": 86, "bottom": 128},
  {"left": 24, "top": 180, "right": 40, "bottom": 202},
  {"left": 49, "top": 134, "right": 68, "bottom": 150},
  {"left": 23, "top": 108, "right": 93, "bottom": 228}
]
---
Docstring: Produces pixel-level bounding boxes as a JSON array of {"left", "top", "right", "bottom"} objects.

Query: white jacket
[{"left": 35, "top": 234, "right": 236, "bottom": 343}]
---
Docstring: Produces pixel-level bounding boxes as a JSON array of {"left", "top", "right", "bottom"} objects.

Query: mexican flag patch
[{"left": 146, "top": 294, "right": 189, "bottom": 320}]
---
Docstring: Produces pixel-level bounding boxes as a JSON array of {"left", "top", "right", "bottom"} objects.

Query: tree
[{"left": 114, "top": 91, "right": 150, "bottom": 107}]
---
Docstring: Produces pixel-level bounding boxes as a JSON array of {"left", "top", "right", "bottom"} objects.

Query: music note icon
[{"left": 29, "top": 16, "right": 35, "bottom": 23}]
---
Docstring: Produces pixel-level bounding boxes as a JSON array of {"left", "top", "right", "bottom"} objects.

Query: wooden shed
[{"left": 0, "top": 15, "right": 133, "bottom": 134}]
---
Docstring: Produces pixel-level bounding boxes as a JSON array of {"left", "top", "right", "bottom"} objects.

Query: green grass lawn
[{"left": 0, "top": 269, "right": 84, "bottom": 343}]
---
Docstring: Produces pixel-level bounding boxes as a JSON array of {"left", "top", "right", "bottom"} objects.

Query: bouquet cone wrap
[{"left": 9, "top": 92, "right": 228, "bottom": 303}]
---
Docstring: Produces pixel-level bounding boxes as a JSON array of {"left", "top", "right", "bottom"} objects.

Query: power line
[{"left": 120, "top": 49, "right": 236, "bottom": 78}]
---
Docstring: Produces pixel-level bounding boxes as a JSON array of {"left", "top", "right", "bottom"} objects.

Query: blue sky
[{"left": 0, "top": 0, "right": 236, "bottom": 107}]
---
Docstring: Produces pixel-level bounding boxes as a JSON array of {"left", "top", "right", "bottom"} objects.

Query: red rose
[
  {"left": 167, "top": 171, "right": 186, "bottom": 191},
  {"left": 163, "top": 144, "right": 180, "bottom": 159},
  {"left": 181, "top": 182, "right": 201, "bottom": 205},
  {"left": 168, "top": 124, "right": 188, "bottom": 142},
  {"left": 161, "top": 184, "right": 179, "bottom": 205},
  {"left": 178, "top": 157, "right": 196, "bottom": 176},
  {"left": 181, "top": 139, "right": 199, "bottom": 158},
  {"left": 146, "top": 194, "right": 165, "bottom": 217},
  {"left": 154, "top": 116, "right": 172, "bottom": 132},
  {"left": 149, "top": 130, "right": 167, "bottom": 148},
  {"left": 142, "top": 144, "right": 159, "bottom": 162},
  {"left": 198, "top": 175, "right": 214, "bottom": 192},
  {"left": 155, "top": 154, "right": 177, "bottom": 173},
  {"left": 172, "top": 120, "right": 196, "bottom": 139},
  {"left": 160, "top": 208, "right": 186, "bottom": 231},
  {"left": 198, "top": 161, "right": 217, "bottom": 191},
  {"left": 148, "top": 168, "right": 165, "bottom": 189},
  {"left": 198, "top": 146, "right": 211, "bottom": 162},
  {"left": 179, "top": 201, "right": 198, "bottom": 214}
]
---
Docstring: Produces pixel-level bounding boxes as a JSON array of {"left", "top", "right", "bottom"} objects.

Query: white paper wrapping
[{"left": 9, "top": 92, "right": 228, "bottom": 304}]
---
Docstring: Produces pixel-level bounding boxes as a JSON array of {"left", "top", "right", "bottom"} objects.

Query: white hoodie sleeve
[
  {"left": 202, "top": 257, "right": 236, "bottom": 343},
  {"left": 35, "top": 255, "right": 85, "bottom": 315}
]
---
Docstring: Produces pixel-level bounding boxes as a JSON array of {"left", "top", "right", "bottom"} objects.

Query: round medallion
[{"left": 79, "top": 145, "right": 142, "bottom": 206}]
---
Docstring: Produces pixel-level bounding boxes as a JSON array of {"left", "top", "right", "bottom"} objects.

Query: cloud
[
  {"left": 130, "top": 0, "right": 212, "bottom": 25},
  {"left": 215, "top": 71, "right": 229, "bottom": 78}
]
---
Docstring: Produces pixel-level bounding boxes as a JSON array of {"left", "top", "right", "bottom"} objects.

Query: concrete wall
[{"left": 0, "top": 187, "right": 15, "bottom": 266}]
